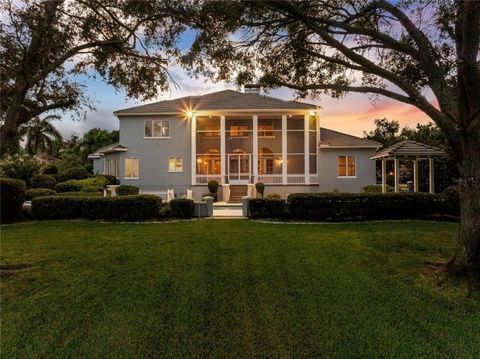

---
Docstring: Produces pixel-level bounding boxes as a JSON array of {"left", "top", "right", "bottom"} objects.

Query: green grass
[{"left": 1, "top": 220, "right": 479, "bottom": 358}]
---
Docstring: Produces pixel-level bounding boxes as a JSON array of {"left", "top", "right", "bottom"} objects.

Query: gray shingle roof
[
  {"left": 87, "top": 143, "right": 128, "bottom": 158},
  {"left": 370, "top": 140, "right": 446, "bottom": 159},
  {"left": 114, "top": 90, "right": 317, "bottom": 115},
  {"left": 320, "top": 128, "right": 381, "bottom": 148}
]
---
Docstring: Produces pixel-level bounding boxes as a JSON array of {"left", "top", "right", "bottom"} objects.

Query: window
[
  {"left": 204, "top": 125, "right": 220, "bottom": 137},
  {"left": 106, "top": 159, "right": 119, "bottom": 177},
  {"left": 125, "top": 158, "right": 139, "bottom": 178},
  {"left": 145, "top": 120, "right": 170, "bottom": 138},
  {"left": 258, "top": 124, "right": 274, "bottom": 137},
  {"left": 338, "top": 156, "right": 356, "bottom": 177},
  {"left": 168, "top": 157, "right": 183, "bottom": 172},
  {"left": 230, "top": 125, "right": 248, "bottom": 137}
]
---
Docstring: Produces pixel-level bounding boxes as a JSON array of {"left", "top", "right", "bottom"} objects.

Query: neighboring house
[{"left": 89, "top": 88, "right": 380, "bottom": 201}]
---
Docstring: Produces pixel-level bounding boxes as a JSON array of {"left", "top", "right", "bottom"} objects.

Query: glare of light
[
  {"left": 197, "top": 158, "right": 202, "bottom": 163},
  {"left": 186, "top": 111, "right": 193, "bottom": 118},
  {"left": 309, "top": 110, "right": 315, "bottom": 116}
]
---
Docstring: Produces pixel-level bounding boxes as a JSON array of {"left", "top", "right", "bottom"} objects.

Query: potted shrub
[
  {"left": 207, "top": 179, "right": 219, "bottom": 202},
  {"left": 255, "top": 182, "right": 265, "bottom": 197}
]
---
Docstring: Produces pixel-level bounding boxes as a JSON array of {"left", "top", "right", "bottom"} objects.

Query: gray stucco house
[{"left": 89, "top": 88, "right": 380, "bottom": 201}]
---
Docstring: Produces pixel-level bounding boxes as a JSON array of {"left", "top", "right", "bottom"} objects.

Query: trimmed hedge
[
  {"left": 98, "top": 175, "right": 118, "bottom": 185},
  {"left": 31, "top": 174, "right": 56, "bottom": 189},
  {"left": 117, "top": 185, "right": 139, "bottom": 196},
  {"left": 362, "top": 184, "right": 394, "bottom": 193},
  {"left": 0, "top": 178, "right": 26, "bottom": 222},
  {"left": 56, "top": 191, "right": 102, "bottom": 197},
  {"left": 32, "top": 195, "right": 162, "bottom": 221},
  {"left": 248, "top": 198, "right": 286, "bottom": 218},
  {"left": 43, "top": 164, "right": 58, "bottom": 175},
  {"left": 58, "top": 167, "right": 90, "bottom": 182},
  {"left": 26, "top": 188, "right": 56, "bottom": 200},
  {"left": 55, "top": 181, "right": 82, "bottom": 192},
  {"left": 55, "top": 176, "right": 109, "bottom": 192},
  {"left": 286, "top": 193, "right": 459, "bottom": 221},
  {"left": 169, "top": 198, "right": 194, "bottom": 218}
]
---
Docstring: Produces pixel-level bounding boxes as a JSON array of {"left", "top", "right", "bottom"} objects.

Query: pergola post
[
  {"left": 381, "top": 159, "right": 387, "bottom": 193},
  {"left": 413, "top": 157, "right": 419, "bottom": 192},
  {"left": 429, "top": 158, "right": 435, "bottom": 194},
  {"left": 394, "top": 158, "right": 400, "bottom": 193}
]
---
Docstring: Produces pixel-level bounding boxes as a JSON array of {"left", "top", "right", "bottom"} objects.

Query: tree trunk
[
  {"left": 0, "top": 121, "right": 21, "bottom": 157},
  {"left": 450, "top": 137, "right": 480, "bottom": 276}
]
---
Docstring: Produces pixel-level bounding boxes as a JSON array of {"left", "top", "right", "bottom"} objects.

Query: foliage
[
  {"left": 266, "top": 193, "right": 282, "bottom": 199},
  {"left": 55, "top": 176, "right": 109, "bottom": 192},
  {"left": 207, "top": 180, "right": 219, "bottom": 194},
  {"left": 97, "top": 175, "right": 119, "bottom": 185},
  {"left": 55, "top": 181, "right": 82, "bottom": 193},
  {"left": 362, "top": 184, "right": 394, "bottom": 193},
  {"left": 25, "top": 188, "right": 56, "bottom": 201},
  {"left": 255, "top": 182, "right": 265, "bottom": 197},
  {"left": 55, "top": 191, "right": 102, "bottom": 197},
  {"left": 32, "top": 195, "right": 162, "bottom": 221},
  {"left": 31, "top": 174, "right": 56, "bottom": 189},
  {"left": 169, "top": 198, "right": 195, "bottom": 218},
  {"left": 0, "top": 153, "right": 44, "bottom": 184},
  {"left": 286, "top": 193, "right": 459, "bottom": 221},
  {"left": 202, "top": 192, "right": 218, "bottom": 202},
  {"left": 58, "top": 167, "right": 90, "bottom": 182},
  {"left": 117, "top": 185, "right": 139, "bottom": 196},
  {"left": 0, "top": 178, "right": 26, "bottom": 222},
  {"left": 19, "top": 115, "right": 63, "bottom": 156},
  {"left": 364, "top": 118, "right": 401, "bottom": 148},
  {"left": 248, "top": 198, "right": 286, "bottom": 219},
  {"left": 42, "top": 164, "right": 58, "bottom": 175},
  {"left": 55, "top": 150, "right": 84, "bottom": 174},
  {"left": 79, "top": 128, "right": 119, "bottom": 162}
]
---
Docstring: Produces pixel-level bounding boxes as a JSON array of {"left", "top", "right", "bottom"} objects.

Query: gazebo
[{"left": 370, "top": 140, "right": 446, "bottom": 194}]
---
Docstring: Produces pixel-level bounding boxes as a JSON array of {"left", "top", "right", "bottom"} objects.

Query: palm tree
[
  {"left": 20, "top": 115, "right": 63, "bottom": 156},
  {"left": 79, "top": 128, "right": 116, "bottom": 161}
]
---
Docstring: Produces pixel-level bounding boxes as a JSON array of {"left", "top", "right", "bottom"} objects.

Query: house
[{"left": 89, "top": 88, "right": 380, "bottom": 201}]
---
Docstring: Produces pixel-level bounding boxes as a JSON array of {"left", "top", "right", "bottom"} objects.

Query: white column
[
  {"left": 282, "top": 115, "right": 287, "bottom": 185},
  {"left": 429, "top": 158, "right": 435, "bottom": 194},
  {"left": 191, "top": 115, "right": 196, "bottom": 185},
  {"left": 381, "top": 159, "right": 387, "bottom": 193},
  {"left": 304, "top": 114, "right": 310, "bottom": 184},
  {"left": 413, "top": 158, "right": 419, "bottom": 192},
  {"left": 220, "top": 115, "right": 226, "bottom": 184},
  {"left": 394, "top": 158, "right": 400, "bottom": 192},
  {"left": 252, "top": 115, "right": 258, "bottom": 183}
]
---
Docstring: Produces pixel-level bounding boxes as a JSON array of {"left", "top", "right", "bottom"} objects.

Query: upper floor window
[
  {"left": 125, "top": 158, "right": 139, "bottom": 178},
  {"left": 145, "top": 120, "right": 170, "bottom": 138},
  {"left": 230, "top": 125, "right": 248, "bottom": 137},
  {"left": 258, "top": 124, "right": 274, "bottom": 137},
  {"left": 338, "top": 156, "right": 356, "bottom": 177},
  {"left": 168, "top": 157, "right": 183, "bottom": 172}
]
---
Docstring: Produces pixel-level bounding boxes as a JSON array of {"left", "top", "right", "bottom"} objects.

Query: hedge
[
  {"left": 55, "top": 176, "right": 109, "bottom": 192},
  {"left": 56, "top": 191, "right": 102, "bottom": 197},
  {"left": 0, "top": 178, "right": 26, "bottom": 222},
  {"left": 362, "top": 184, "right": 394, "bottom": 193},
  {"left": 248, "top": 198, "right": 286, "bottom": 218},
  {"left": 58, "top": 167, "right": 90, "bottom": 182},
  {"left": 169, "top": 198, "right": 194, "bottom": 218},
  {"left": 98, "top": 174, "right": 118, "bottom": 185},
  {"left": 286, "top": 193, "right": 459, "bottom": 221},
  {"left": 32, "top": 195, "right": 162, "bottom": 221},
  {"left": 55, "top": 181, "right": 82, "bottom": 192},
  {"left": 25, "top": 188, "right": 56, "bottom": 200},
  {"left": 43, "top": 164, "right": 58, "bottom": 175},
  {"left": 117, "top": 185, "right": 139, "bottom": 196},
  {"left": 31, "top": 174, "right": 56, "bottom": 189}
]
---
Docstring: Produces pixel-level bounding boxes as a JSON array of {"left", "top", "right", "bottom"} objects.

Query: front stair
[{"left": 229, "top": 185, "right": 248, "bottom": 203}]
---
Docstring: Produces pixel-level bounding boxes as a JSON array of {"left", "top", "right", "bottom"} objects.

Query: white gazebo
[{"left": 370, "top": 140, "right": 446, "bottom": 194}]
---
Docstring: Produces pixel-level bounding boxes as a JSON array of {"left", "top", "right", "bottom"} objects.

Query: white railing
[
  {"left": 287, "top": 175, "right": 306, "bottom": 184},
  {"left": 309, "top": 175, "right": 319, "bottom": 184},
  {"left": 257, "top": 175, "right": 282, "bottom": 184},
  {"left": 140, "top": 188, "right": 175, "bottom": 202},
  {"left": 196, "top": 175, "right": 222, "bottom": 184}
]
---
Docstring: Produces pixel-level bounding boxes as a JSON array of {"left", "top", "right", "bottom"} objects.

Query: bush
[
  {"left": 25, "top": 188, "right": 56, "bottom": 200},
  {"left": 255, "top": 182, "right": 265, "bottom": 197},
  {"left": 266, "top": 193, "right": 282, "bottom": 199},
  {"left": 248, "top": 198, "right": 286, "bottom": 218},
  {"left": 117, "top": 185, "right": 139, "bottom": 196},
  {"left": 98, "top": 174, "right": 118, "bottom": 185},
  {"left": 286, "top": 193, "right": 459, "bottom": 221},
  {"left": 58, "top": 167, "right": 90, "bottom": 182},
  {"left": 0, "top": 178, "right": 26, "bottom": 222},
  {"left": 81, "top": 185, "right": 104, "bottom": 193},
  {"left": 362, "top": 184, "right": 394, "bottom": 193},
  {"left": 169, "top": 198, "right": 194, "bottom": 218},
  {"left": 31, "top": 174, "right": 56, "bottom": 189},
  {"left": 55, "top": 181, "right": 83, "bottom": 192},
  {"left": 0, "top": 153, "right": 43, "bottom": 184},
  {"left": 202, "top": 192, "right": 218, "bottom": 202},
  {"left": 56, "top": 191, "right": 102, "bottom": 197},
  {"left": 32, "top": 195, "right": 162, "bottom": 221},
  {"left": 42, "top": 164, "right": 58, "bottom": 175},
  {"left": 208, "top": 180, "right": 219, "bottom": 194},
  {"left": 55, "top": 176, "right": 109, "bottom": 192},
  {"left": 158, "top": 204, "right": 172, "bottom": 219}
]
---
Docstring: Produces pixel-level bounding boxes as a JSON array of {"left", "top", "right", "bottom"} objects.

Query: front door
[{"left": 228, "top": 153, "right": 251, "bottom": 184}]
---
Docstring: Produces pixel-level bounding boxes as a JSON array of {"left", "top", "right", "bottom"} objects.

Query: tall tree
[
  {"left": 19, "top": 115, "right": 63, "bottom": 156},
  {"left": 0, "top": 0, "right": 185, "bottom": 155},
  {"left": 183, "top": 0, "right": 480, "bottom": 274},
  {"left": 364, "top": 118, "right": 402, "bottom": 148},
  {"left": 79, "top": 127, "right": 118, "bottom": 161}
]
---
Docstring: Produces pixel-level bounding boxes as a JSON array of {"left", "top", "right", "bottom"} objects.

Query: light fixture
[
  {"left": 197, "top": 158, "right": 202, "bottom": 163},
  {"left": 309, "top": 110, "right": 315, "bottom": 116},
  {"left": 186, "top": 110, "right": 193, "bottom": 118}
]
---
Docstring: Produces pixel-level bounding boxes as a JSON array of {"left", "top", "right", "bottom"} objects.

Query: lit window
[
  {"left": 145, "top": 120, "right": 170, "bottom": 138},
  {"left": 258, "top": 124, "right": 274, "bottom": 137},
  {"left": 125, "top": 158, "right": 139, "bottom": 178},
  {"left": 230, "top": 125, "right": 248, "bottom": 137},
  {"left": 168, "top": 157, "right": 183, "bottom": 172},
  {"left": 338, "top": 156, "right": 356, "bottom": 177}
]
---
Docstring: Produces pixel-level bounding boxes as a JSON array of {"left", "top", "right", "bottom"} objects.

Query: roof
[
  {"left": 114, "top": 90, "right": 317, "bottom": 115},
  {"left": 319, "top": 128, "right": 381, "bottom": 148},
  {"left": 87, "top": 143, "right": 128, "bottom": 159},
  {"left": 369, "top": 140, "right": 446, "bottom": 159}
]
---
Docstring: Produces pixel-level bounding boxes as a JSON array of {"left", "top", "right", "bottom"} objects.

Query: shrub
[
  {"left": 42, "top": 164, "right": 58, "bottom": 175},
  {"left": 0, "top": 153, "right": 43, "bottom": 183},
  {"left": 158, "top": 204, "right": 172, "bottom": 219},
  {"left": 55, "top": 181, "right": 82, "bottom": 192},
  {"left": 55, "top": 176, "right": 109, "bottom": 192},
  {"left": 286, "top": 193, "right": 459, "bottom": 221},
  {"left": 25, "top": 188, "right": 56, "bottom": 200},
  {"left": 0, "top": 178, "right": 26, "bottom": 222},
  {"left": 169, "top": 198, "right": 194, "bottom": 218},
  {"left": 98, "top": 174, "right": 118, "bottom": 185},
  {"left": 266, "top": 193, "right": 282, "bottom": 199},
  {"left": 58, "top": 167, "right": 90, "bottom": 182},
  {"left": 255, "top": 182, "right": 265, "bottom": 197},
  {"left": 208, "top": 180, "right": 219, "bottom": 194},
  {"left": 56, "top": 150, "right": 83, "bottom": 174},
  {"left": 117, "top": 185, "right": 139, "bottom": 196},
  {"left": 81, "top": 185, "right": 104, "bottom": 193},
  {"left": 202, "top": 192, "right": 218, "bottom": 202},
  {"left": 32, "top": 195, "right": 162, "bottom": 221},
  {"left": 31, "top": 174, "right": 56, "bottom": 189},
  {"left": 56, "top": 191, "right": 102, "bottom": 197},
  {"left": 362, "top": 184, "right": 394, "bottom": 193},
  {"left": 248, "top": 198, "right": 286, "bottom": 218}
]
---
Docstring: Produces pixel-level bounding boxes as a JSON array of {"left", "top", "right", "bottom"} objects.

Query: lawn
[{"left": 1, "top": 220, "right": 479, "bottom": 358}]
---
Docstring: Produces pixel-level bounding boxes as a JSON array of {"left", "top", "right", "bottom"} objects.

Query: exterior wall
[
  {"left": 92, "top": 157, "right": 104, "bottom": 175},
  {"left": 118, "top": 115, "right": 192, "bottom": 195},
  {"left": 317, "top": 148, "right": 377, "bottom": 192}
]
